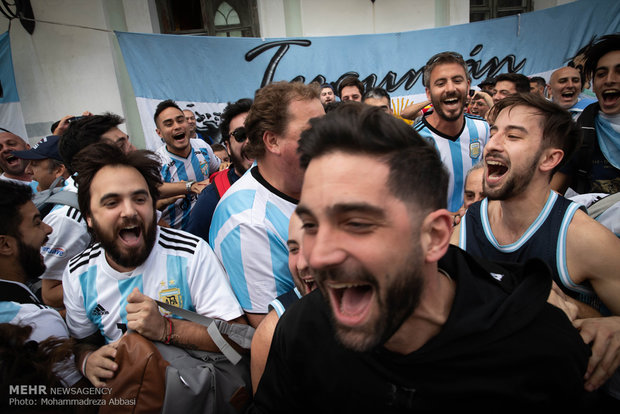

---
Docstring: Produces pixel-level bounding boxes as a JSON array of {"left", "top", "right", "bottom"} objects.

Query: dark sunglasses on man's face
[{"left": 230, "top": 128, "right": 247, "bottom": 143}]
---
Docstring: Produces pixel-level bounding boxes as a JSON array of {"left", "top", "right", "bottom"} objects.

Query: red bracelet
[{"left": 163, "top": 316, "right": 173, "bottom": 344}]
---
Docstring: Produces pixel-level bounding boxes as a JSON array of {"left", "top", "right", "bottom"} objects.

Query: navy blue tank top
[{"left": 460, "top": 191, "right": 605, "bottom": 313}]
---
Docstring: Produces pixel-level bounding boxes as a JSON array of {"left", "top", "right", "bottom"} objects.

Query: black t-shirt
[{"left": 252, "top": 246, "right": 593, "bottom": 412}]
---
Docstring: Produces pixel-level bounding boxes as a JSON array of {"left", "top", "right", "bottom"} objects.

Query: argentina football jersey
[
  {"left": 63, "top": 227, "right": 242, "bottom": 343},
  {"left": 156, "top": 139, "right": 220, "bottom": 229},
  {"left": 209, "top": 166, "right": 296, "bottom": 314},
  {"left": 415, "top": 113, "right": 489, "bottom": 212}
]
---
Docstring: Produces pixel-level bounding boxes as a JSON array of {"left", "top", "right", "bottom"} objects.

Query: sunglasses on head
[{"left": 230, "top": 127, "right": 247, "bottom": 143}]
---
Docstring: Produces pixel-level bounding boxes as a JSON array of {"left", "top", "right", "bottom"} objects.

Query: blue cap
[{"left": 12, "top": 135, "right": 63, "bottom": 161}]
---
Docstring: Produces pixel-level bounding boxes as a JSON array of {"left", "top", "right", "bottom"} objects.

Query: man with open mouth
[
  {"left": 251, "top": 103, "right": 594, "bottom": 411},
  {"left": 154, "top": 99, "right": 221, "bottom": 230},
  {"left": 553, "top": 33, "right": 620, "bottom": 196},
  {"left": 62, "top": 142, "right": 245, "bottom": 388},
  {"left": 250, "top": 211, "right": 316, "bottom": 394},
  {"left": 548, "top": 66, "right": 596, "bottom": 120},
  {"left": 414, "top": 51, "right": 490, "bottom": 215},
  {"left": 0, "top": 129, "right": 37, "bottom": 191}
]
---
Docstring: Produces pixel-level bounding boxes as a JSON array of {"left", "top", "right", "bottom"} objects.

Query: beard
[
  {"left": 19, "top": 240, "right": 46, "bottom": 285},
  {"left": 484, "top": 149, "right": 541, "bottom": 200},
  {"left": 315, "top": 243, "right": 425, "bottom": 352},
  {"left": 91, "top": 213, "right": 157, "bottom": 270},
  {"left": 229, "top": 145, "right": 251, "bottom": 176},
  {"left": 429, "top": 90, "right": 466, "bottom": 122}
]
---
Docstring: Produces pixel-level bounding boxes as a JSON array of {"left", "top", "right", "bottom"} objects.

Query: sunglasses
[{"left": 229, "top": 127, "right": 247, "bottom": 143}]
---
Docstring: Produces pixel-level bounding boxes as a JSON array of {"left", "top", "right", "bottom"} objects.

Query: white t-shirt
[
  {"left": 41, "top": 177, "right": 90, "bottom": 281},
  {"left": 63, "top": 226, "right": 243, "bottom": 343}
]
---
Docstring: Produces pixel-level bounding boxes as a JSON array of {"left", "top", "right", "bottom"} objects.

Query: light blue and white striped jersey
[
  {"left": 0, "top": 281, "right": 82, "bottom": 386},
  {"left": 63, "top": 226, "right": 242, "bottom": 343},
  {"left": 209, "top": 166, "right": 296, "bottom": 314},
  {"left": 415, "top": 113, "right": 489, "bottom": 212},
  {"left": 155, "top": 139, "right": 221, "bottom": 229}
]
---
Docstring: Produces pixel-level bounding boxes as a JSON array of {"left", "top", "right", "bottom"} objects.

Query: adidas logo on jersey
[{"left": 91, "top": 304, "right": 109, "bottom": 316}]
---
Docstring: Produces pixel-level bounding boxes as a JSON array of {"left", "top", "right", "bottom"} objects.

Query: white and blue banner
[
  {"left": 117, "top": 0, "right": 620, "bottom": 151},
  {"left": 0, "top": 31, "right": 27, "bottom": 141}
]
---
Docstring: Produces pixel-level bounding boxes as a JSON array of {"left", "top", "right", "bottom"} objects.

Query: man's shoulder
[
  {"left": 157, "top": 226, "right": 204, "bottom": 256},
  {"left": 45, "top": 204, "right": 86, "bottom": 225},
  {"left": 190, "top": 138, "right": 209, "bottom": 150},
  {"left": 67, "top": 243, "right": 104, "bottom": 275},
  {"left": 464, "top": 112, "right": 487, "bottom": 123}
]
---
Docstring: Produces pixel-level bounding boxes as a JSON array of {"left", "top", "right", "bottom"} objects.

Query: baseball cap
[{"left": 12, "top": 135, "right": 63, "bottom": 161}]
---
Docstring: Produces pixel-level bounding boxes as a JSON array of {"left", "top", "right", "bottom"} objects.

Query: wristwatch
[{"left": 185, "top": 180, "right": 196, "bottom": 194}]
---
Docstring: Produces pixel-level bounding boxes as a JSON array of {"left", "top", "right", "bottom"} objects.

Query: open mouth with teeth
[
  {"left": 561, "top": 91, "right": 576, "bottom": 99},
  {"left": 172, "top": 132, "right": 186, "bottom": 141},
  {"left": 442, "top": 97, "right": 461, "bottom": 109},
  {"left": 118, "top": 225, "right": 143, "bottom": 247},
  {"left": 3, "top": 153, "right": 19, "bottom": 166},
  {"left": 327, "top": 282, "right": 375, "bottom": 327},
  {"left": 486, "top": 160, "right": 508, "bottom": 185},
  {"left": 601, "top": 90, "right": 620, "bottom": 106},
  {"left": 300, "top": 276, "right": 316, "bottom": 294}
]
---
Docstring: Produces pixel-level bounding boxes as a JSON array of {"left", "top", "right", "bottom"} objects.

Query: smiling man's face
[
  {"left": 0, "top": 132, "right": 29, "bottom": 178},
  {"left": 156, "top": 107, "right": 190, "bottom": 157},
  {"left": 592, "top": 50, "right": 620, "bottom": 115},
  {"left": 86, "top": 165, "right": 157, "bottom": 272}
]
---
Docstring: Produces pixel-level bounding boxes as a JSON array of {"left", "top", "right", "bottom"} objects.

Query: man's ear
[
  {"left": 54, "top": 163, "right": 67, "bottom": 179},
  {"left": 539, "top": 148, "right": 564, "bottom": 173},
  {"left": 420, "top": 209, "right": 452, "bottom": 264},
  {"left": 425, "top": 87, "right": 431, "bottom": 102},
  {"left": 85, "top": 215, "right": 93, "bottom": 229},
  {"left": 263, "top": 131, "right": 280, "bottom": 155},
  {"left": 155, "top": 127, "right": 163, "bottom": 139},
  {"left": 0, "top": 235, "right": 17, "bottom": 257}
]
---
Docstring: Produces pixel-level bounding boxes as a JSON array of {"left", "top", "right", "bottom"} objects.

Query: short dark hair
[
  {"left": 337, "top": 76, "right": 364, "bottom": 98},
  {"left": 72, "top": 143, "right": 162, "bottom": 222},
  {"left": 323, "top": 101, "right": 342, "bottom": 113},
  {"left": 494, "top": 73, "right": 531, "bottom": 93},
  {"left": 154, "top": 99, "right": 182, "bottom": 126},
  {"left": 211, "top": 143, "right": 227, "bottom": 153},
  {"left": 529, "top": 76, "right": 546, "bottom": 88},
  {"left": 423, "top": 51, "right": 470, "bottom": 88},
  {"left": 487, "top": 93, "right": 582, "bottom": 176},
  {"left": 299, "top": 102, "right": 448, "bottom": 212},
  {"left": 583, "top": 32, "right": 620, "bottom": 80},
  {"left": 219, "top": 98, "right": 253, "bottom": 143},
  {"left": 244, "top": 81, "right": 320, "bottom": 160},
  {"left": 363, "top": 87, "right": 391, "bottom": 107},
  {"left": 478, "top": 77, "right": 496, "bottom": 88},
  {"left": 0, "top": 180, "right": 33, "bottom": 238},
  {"left": 59, "top": 113, "right": 125, "bottom": 174}
]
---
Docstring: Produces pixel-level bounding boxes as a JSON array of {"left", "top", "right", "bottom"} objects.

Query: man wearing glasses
[{"left": 186, "top": 98, "right": 254, "bottom": 241}]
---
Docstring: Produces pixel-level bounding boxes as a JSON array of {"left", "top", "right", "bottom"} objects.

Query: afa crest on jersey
[
  {"left": 470, "top": 141, "right": 481, "bottom": 159},
  {"left": 159, "top": 287, "right": 183, "bottom": 309}
]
